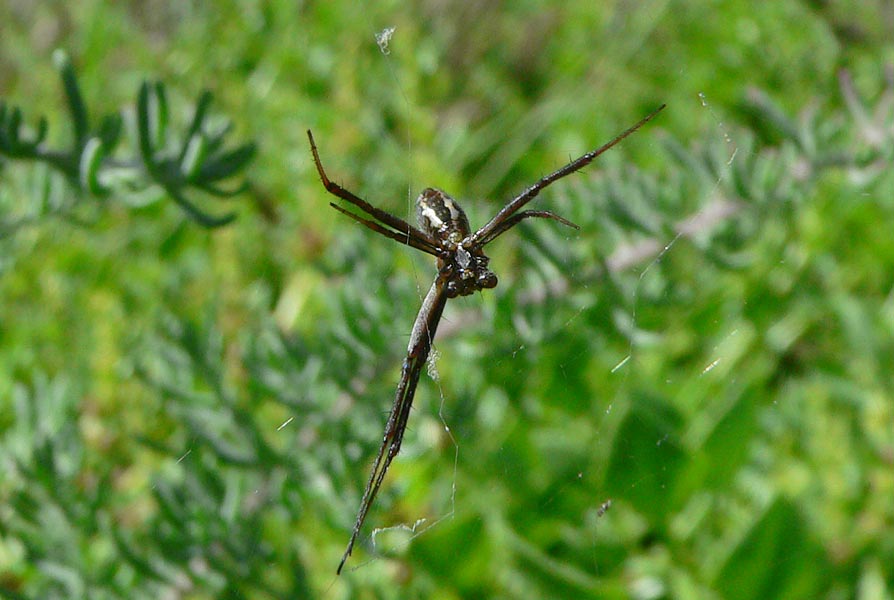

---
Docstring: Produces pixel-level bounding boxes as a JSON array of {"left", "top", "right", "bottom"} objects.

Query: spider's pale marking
[
  {"left": 277, "top": 416, "right": 294, "bottom": 431},
  {"left": 419, "top": 197, "right": 464, "bottom": 230},
  {"left": 419, "top": 204, "right": 444, "bottom": 228},
  {"left": 456, "top": 246, "right": 471, "bottom": 269}
]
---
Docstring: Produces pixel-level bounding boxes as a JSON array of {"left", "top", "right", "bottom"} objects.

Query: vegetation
[{"left": 1, "top": 2, "right": 892, "bottom": 599}]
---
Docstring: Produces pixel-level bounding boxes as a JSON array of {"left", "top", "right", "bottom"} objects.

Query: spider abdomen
[{"left": 416, "top": 188, "right": 471, "bottom": 244}]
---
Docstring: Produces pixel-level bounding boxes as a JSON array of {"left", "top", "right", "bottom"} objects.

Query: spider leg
[
  {"left": 329, "top": 203, "right": 441, "bottom": 256},
  {"left": 477, "top": 209, "right": 579, "bottom": 245},
  {"left": 338, "top": 277, "right": 449, "bottom": 574},
  {"left": 338, "top": 391, "right": 409, "bottom": 574},
  {"left": 307, "top": 130, "right": 440, "bottom": 248},
  {"left": 470, "top": 104, "right": 665, "bottom": 245}
]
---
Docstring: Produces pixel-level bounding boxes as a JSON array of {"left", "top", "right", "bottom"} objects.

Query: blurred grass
[{"left": 1, "top": 1, "right": 893, "bottom": 599}]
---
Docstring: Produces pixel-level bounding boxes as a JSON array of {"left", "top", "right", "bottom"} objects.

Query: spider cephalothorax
[
  {"left": 416, "top": 188, "right": 498, "bottom": 298},
  {"left": 307, "top": 102, "right": 666, "bottom": 574}
]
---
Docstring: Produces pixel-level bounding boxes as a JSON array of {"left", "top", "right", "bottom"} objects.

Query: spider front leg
[
  {"left": 338, "top": 276, "right": 449, "bottom": 574},
  {"left": 338, "top": 391, "right": 409, "bottom": 574},
  {"left": 307, "top": 129, "right": 440, "bottom": 253}
]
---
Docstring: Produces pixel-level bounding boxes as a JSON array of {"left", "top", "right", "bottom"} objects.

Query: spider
[{"left": 307, "top": 103, "right": 665, "bottom": 574}]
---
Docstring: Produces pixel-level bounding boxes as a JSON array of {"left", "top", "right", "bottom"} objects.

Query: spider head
[{"left": 442, "top": 244, "right": 498, "bottom": 298}]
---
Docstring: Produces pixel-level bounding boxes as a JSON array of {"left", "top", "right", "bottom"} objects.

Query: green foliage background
[{"left": 1, "top": 1, "right": 893, "bottom": 599}]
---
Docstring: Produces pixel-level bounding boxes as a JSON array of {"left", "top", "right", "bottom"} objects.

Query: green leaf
[
  {"left": 715, "top": 499, "right": 830, "bottom": 600},
  {"left": 53, "top": 49, "right": 89, "bottom": 149}
]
